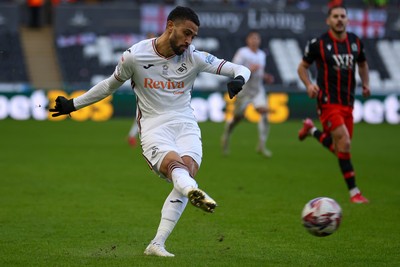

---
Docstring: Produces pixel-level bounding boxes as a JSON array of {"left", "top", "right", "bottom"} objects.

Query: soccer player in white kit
[
  {"left": 49, "top": 6, "right": 251, "bottom": 257},
  {"left": 221, "top": 31, "right": 274, "bottom": 157}
]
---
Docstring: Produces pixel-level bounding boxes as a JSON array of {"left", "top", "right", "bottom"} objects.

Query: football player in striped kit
[
  {"left": 297, "top": 5, "right": 370, "bottom": 204},
  {"left": 50, "top": 6, "right": 250, "bottom": 256}
]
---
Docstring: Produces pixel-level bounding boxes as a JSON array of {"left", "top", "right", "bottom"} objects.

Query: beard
[
  {"left": 170, "top": 39, "right": 187, "bottom": 56},
  {"left": 332, "top": 23, "right": 346, "bottom": 34}
]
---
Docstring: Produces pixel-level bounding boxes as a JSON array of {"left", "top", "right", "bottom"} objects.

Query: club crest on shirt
[
  {"left": 176, "top": 63, "right": 188, "bottom": 74},
  {"left": 351, "top": 43, "right": 358, "bottom": 52},
  {"left": 327, "top": 44, "right": 332, "bottom": 51}
]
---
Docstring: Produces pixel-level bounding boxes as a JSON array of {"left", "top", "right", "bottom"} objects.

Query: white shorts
[
  {"left": 234, "top": 87, "right": 267, "bottom": 116},
  {"left": 141, "top": 121, "right": 203, "bottom": 178}
]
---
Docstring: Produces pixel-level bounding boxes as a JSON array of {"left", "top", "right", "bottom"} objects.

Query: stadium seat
[
  {"left": 377, "top": 40, "right": 400, "bottom": 91},
  {"left": 0, "top": 32, "right": 29, "bottom": 83},
  {"left": 269, "top": 38, "right": 303, "bottom": 87}
]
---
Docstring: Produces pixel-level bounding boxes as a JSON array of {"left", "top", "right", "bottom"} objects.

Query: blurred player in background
[
  {"left": 127, "top": 114, "right": 139, "bottom": 146},
  {"left": 297, "top": 5, "right": 370, "bottom": 203},
  {"left": 49, "top": 6, "right": 250, "bottom": 257},
  {"left": 221, "top": 31, "right": 274, "bottom": 157},
  {"left": 128, "top": 32, "right": 157, "bottom": 147}
]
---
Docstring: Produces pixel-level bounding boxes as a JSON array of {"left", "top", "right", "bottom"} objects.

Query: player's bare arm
[
  {"left": 249, "top": 63, "right": 261, "bottom": 72},
  {"left": 263, "top": 73, "right": 274, "bottom": 84},
  {"left": 297, "top": 60, "right": 319, "bottom": 98},
  {"left": 357, "top": 60, "right": 371, "bottom": 98}
]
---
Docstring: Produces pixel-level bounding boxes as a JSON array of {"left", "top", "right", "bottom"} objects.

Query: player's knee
[
  {"left": 167, "top": 160, "right": 189, "bottom": 179},
  {"left": 337, "top": 136, "right": 351, "bottom": 152},
  {"left": 182, "top": 156, "right": 198, "bottom": 177},
  {"left": 343, "top": 140, "right": 351, "bottom": 151}
]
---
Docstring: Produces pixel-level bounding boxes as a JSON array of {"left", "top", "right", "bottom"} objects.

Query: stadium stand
[
  {"left": 376, "top": 40, "right": 400, "bottom": 91},
  {"left": 13, "top": 0, "right": 396, "bottom": 93},
  {"left": 55, "top": 33, "right": 146, "bottom": 88},
  {"left": 0, "top": 31, "right": 29, "bottom": 84},
  {"left": 269, "top": 38, "right": 303, "bottom": 87}
]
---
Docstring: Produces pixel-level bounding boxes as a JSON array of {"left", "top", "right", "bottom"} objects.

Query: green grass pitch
[{"left": 1, "top": 119, "right": 399, "bottom": 267}]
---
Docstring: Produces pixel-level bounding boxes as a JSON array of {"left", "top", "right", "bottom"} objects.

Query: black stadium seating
[
  {"left": 50, "top": 2, "right": 400, "bottom": 93},
  {"left": 0, "top": 32, "right": 29, "bottom": 83}
]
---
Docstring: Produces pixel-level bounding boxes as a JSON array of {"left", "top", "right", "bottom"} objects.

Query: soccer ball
[{"left": 301, "top": 197, "right": 342, "bottom": 237}]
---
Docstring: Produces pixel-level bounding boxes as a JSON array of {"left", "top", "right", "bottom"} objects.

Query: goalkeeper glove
[
  {"left": 49, "top": 96, "right": 76, "bottom": 117},
  {"left": 227, "top": 75, "right": 245, "bottom": 99}
]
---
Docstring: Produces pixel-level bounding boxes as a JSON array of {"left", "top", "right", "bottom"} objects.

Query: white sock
[
  {"left": 350, "top": 187, "right": 360, "bottom": 197},
  {"left": 310, "top": 127, "right": 317, "bottom": 136},
  {"left": 223, "top": 120, "right": 233, "bottom": 138},
  {"left": 171, "top": 168, "right": 198, "bottom": 196},
  {"left": 152, "top": 220, "right": 175, "bottom": 246},
  {"left": 152, "top": 188, "right": 188, "bottom": 246},
  {"left": 258, "top": 114, "right": 270, "bottom": 147},
  {"left": 128, "top": 120, "right": 138, "bottom": 137}
]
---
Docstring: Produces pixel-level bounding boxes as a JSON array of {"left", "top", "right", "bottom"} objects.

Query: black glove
[
  {"left": 49, "top": 96, "right": 76, "bottom": 117},
  {"left": 227, "top": 75, "right": 245, "bottom": 99}
]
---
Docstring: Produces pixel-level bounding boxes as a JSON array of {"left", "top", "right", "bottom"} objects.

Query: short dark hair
[
  {"left": 167, "top": 6, "right": 200, "bottom": 27},
  {"left": 328, "top": 5, "right": 347, "bottom": 16},
  {"left": 246, "top": 30, "right": 260, "bottom": 38}
]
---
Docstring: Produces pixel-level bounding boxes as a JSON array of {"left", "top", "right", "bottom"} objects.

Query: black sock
[
  {"left": 313, "top": 130, "right": 334, "bottom": 153},
  {"left": 338, "top": 152, "right": 356, "bottom": 190}
]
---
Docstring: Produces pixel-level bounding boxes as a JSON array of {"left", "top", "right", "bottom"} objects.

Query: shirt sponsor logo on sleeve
[{"left": 205, "top": 53, "right": 215, "bottom": 64}]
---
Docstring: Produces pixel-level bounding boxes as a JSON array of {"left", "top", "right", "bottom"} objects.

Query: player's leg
[
  {"left": 255, "top": 108, "right": 272, "bottom": 157},
  {"left": 162, "top": 153, "right": 198, "bottom": 195},
  {"left": 142, "top": 122, "right": 216, "bottom": 212},
  {"left": 254, "top": 91, "right": 272, "bottom": 157},
  {"left": 299, "top": 117, "right": 334, "bottom": 153},
  {"left": 128, "top": 119, "right": 139, "bottom": 146},
  {"left": 330, "top": 115, "right": 368, "bottom": 203},
  {"left": 144, "top": 187, "right": 187, "bottom": 257},
  {"left": 144, "top": 153, "right": 196, "bottom": 257},
  {"left": 174, "top": 123, "right": 217, "bottom": 212},
  {"left": 140, "top": 126, "right": 191, "bottom": 256},
  {"left": 145, "top": 154, "right": 216, "bottom": 256},
  {"left": 164, "top": 154, "right": 216, "bottom": 212},
  {"left": 143, "top": 123, "right": 217, "bottom": 256},
  {"left": 221, "top": 115, "right": 242, "bottom": 155},
  {"left": 310, "top": 126, "right": 335, "bottom": 153},
  {"left": 221, "top": 95, "right": 248, "bottom": 155}
]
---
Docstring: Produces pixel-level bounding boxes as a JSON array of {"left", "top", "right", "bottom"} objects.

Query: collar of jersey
[{"left": 152, "top": 38, "right": 176, "bottom": 60}]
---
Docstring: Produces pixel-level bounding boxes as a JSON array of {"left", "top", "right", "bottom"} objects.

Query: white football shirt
[{"left": 113, "top": 38, "right": 250, "bottom": 132}]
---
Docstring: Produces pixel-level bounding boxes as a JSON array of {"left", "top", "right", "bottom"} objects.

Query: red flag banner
[
  {"left": 347, "top": 8, "right": 387, "bottom": 38},
  {"left": 140, "top": 4, "right": 174, "bottom": 35}
]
